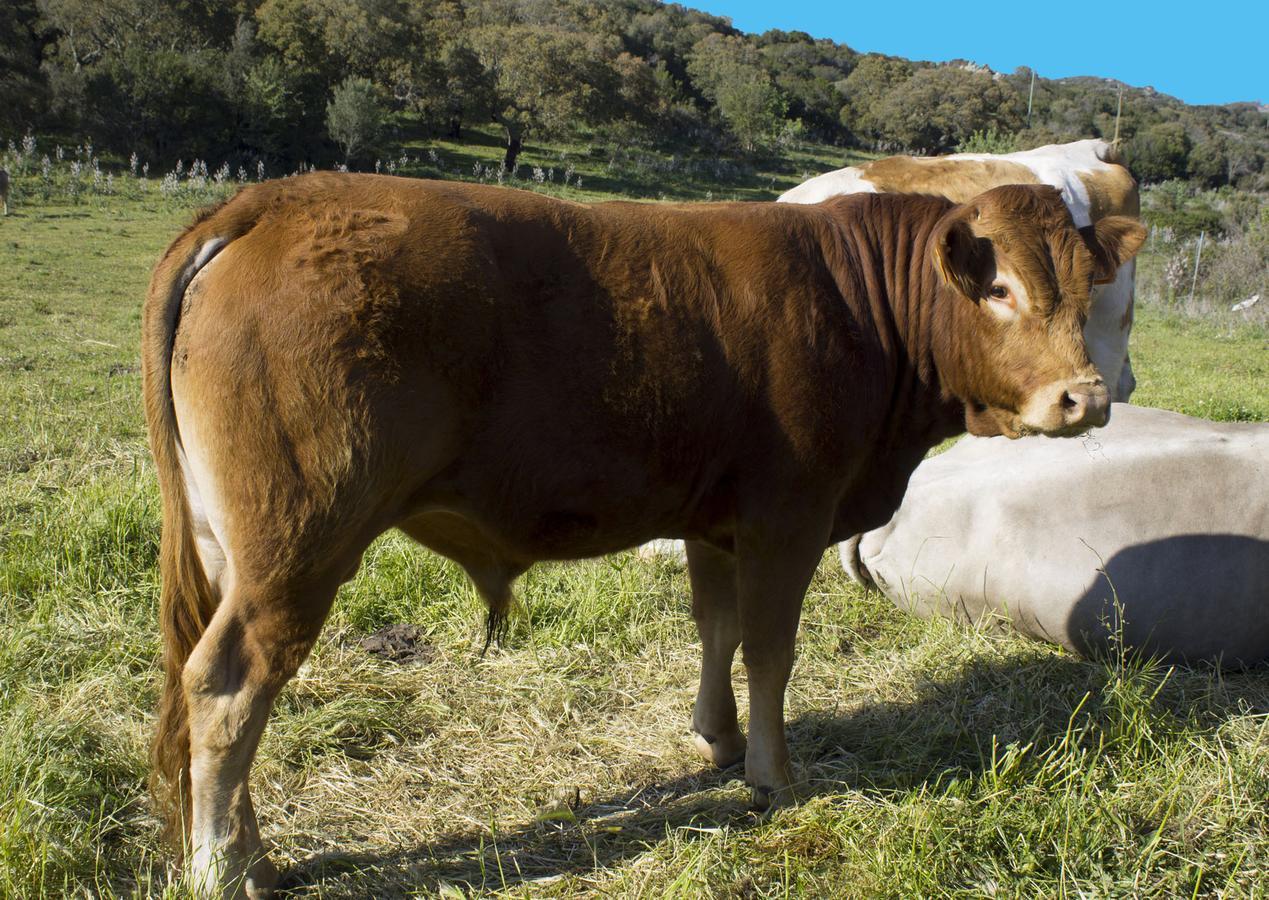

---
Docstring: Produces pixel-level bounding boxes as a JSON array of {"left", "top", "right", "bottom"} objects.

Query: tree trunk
[
  {"left": 503, "top": 132, "right": 523, "bottom": 172},
  {"left": 447, "top": 116, "right": 462, "bottom": 140}
]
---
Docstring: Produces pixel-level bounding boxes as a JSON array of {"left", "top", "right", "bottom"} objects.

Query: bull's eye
[{"left": 987, "top": 284, "right": 1010, "bottom": 301}]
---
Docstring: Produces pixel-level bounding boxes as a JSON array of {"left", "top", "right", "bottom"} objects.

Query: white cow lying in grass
[{"left": 842, "top": 404, "right": 1269, "bottom": 666}]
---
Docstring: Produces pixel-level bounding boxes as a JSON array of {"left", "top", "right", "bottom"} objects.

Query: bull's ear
[
  {"left": 932, "top": 208, "right": 993, "bottom": 301},
  {"left": 1081, "top": 216, "right": 1148, "bottom": 284}
]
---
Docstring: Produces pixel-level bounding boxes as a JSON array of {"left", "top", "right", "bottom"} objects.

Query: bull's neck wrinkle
[{"left": 828, "top": 194, "right": 961, "bottom": 444}]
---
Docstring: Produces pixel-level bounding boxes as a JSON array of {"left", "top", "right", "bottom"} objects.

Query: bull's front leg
[
  {"left": 686, "top": 540, "right": 746, "bottom": 768},
  {"left": 735, "top": 512, "right": 832, "bottom": 811}
]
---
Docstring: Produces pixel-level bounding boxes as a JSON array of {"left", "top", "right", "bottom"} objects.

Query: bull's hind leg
[
  {"left": 686, "top": 540, "right": 746, "bottom": 768},
  {"left": 183, "top": 573, "right": 340, "bottom": 899}
]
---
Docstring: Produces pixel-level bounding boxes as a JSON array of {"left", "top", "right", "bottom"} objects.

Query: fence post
[{"left": 1187, "top": 230, "right": 1206, "bottom": 307}]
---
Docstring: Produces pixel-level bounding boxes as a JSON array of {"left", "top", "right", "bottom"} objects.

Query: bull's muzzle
[
  {"left": 1059, "top": 381, "right": 1111, "bottom": 429},
  {"left": 1021, "top": 378, "right": 1111, "bottom": 435}
]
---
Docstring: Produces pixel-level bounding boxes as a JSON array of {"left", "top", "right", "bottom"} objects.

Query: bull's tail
[{"left": 141, "top": 187, "right": 270, "bottom": 851}]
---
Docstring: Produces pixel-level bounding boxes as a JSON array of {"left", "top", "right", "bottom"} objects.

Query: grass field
[{"left": 1, "top": 155, "right": 1267, "bottom": 898}]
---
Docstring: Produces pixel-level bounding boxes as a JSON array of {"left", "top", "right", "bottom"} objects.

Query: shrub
[
  {"left": 957, "top": 127, "right": 1020, "bottom": 155},
  {"left": 326, "top": 77, "right": 387, "bottom": 164}
]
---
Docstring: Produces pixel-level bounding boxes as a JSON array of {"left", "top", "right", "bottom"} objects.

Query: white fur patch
[
  {"left": 636, "top": 538, "right": 688, "bottom": 563},
  {"left": 174, "top": 238, "right": 233, "bottom": 593},
  {"left": 1083, "top": 262, "right": 1136, "bottom": 400},
  {"left": 948, "top": 139, "right": 1115, "bottom": 228},
  {"left": 779, "top": 167, "right": 878, "bottom": 204},
  {"left": 986, "top": 266, "right": 1031, "bottom": 322},
  {"left": 193, "top": 236, "right": 226, "bottom": 270},
  {"left": 176, "top": 437, "right": 229, "bottom": 592}
]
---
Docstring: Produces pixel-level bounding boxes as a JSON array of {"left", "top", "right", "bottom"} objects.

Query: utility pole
[
  {"left": 1027, "top": 69, "right": 1036, "bottom": 129},
  {"left": 1113, "top": 85, "right": 1124, "bottom": 146}
]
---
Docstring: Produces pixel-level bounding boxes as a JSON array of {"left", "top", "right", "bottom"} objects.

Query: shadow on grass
[{"left": 279, "top": 652, "right": 1268, "bottom": 896}]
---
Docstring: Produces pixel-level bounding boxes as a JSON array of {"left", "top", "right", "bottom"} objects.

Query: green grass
[
  {"left": 1129, "top": 306, "right": 1268, "bottom": 421},
  {"left": 395, "top": 123, "right": 864, "bottom": 202},
  {"left": 1, "top": 145, "right": 1267, "bottom": 898}
]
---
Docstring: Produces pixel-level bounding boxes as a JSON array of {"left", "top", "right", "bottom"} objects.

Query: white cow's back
[
  {"left": 845, "top": 404, "right": 1269, "bottom": 665},
  {"left": 779, "top": 140, "right": 1139, "bottom": 400}
]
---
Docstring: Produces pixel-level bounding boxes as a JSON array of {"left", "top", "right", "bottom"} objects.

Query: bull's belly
[{"left": 403, "top": 459, "right": 731, "bottom": 565}]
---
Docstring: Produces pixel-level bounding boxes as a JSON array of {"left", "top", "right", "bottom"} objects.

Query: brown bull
[{"left": 142, "top": 174, "right": 1144, "bottom": 896}]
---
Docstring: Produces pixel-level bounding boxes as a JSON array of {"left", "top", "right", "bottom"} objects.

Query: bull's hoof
[
  {"left": 748, "top": 782, "right": 796, "bottom": 814},
  {"left": 189, "top": 850, "right": 279, "bottom": 900},
  {"left": 691, "top": 728, "right": 746, "bottom": 769},
  {"left": 243, "top": 855, "right": 280, "bottom": 899}
]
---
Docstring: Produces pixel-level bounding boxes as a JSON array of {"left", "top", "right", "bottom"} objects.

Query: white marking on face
[{"left": 985, "top": 265, "right": 1031, "bottom": 321}]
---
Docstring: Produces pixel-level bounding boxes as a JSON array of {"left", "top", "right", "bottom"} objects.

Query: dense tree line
[{"left": 3, "top": 0, "right": 1264, "bottom": 185}]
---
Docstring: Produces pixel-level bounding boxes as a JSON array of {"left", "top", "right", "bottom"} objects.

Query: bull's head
[{"left": 931, "top": 184, "right": 1146, "bottom": 438}]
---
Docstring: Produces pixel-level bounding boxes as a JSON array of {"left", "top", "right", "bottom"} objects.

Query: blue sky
[{"left": 696, "top": 0, "right": 1266, "bottom": 106}]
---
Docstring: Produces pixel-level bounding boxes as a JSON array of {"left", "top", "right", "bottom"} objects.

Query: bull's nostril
[{"left": 1060, "top": 392, "right": 1078, "bottom": 410}]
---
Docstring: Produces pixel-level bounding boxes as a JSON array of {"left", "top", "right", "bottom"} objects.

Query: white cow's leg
[
  {"left": 686, "top": 540, "right": 745, "bottom": 768},
  {"left": 183, "top": 578, "right": 333, "bottom": 898}
]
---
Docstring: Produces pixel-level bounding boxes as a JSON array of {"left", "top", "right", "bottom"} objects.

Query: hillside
[{"left": 3, "top": 0, "right": 1264, "bottom": 187}]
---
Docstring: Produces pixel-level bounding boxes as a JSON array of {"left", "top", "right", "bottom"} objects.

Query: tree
[
  {"left": 81, "top": 45, "right": 236, "bottom": 161},
  {"left": 431, "top": 39, "right": 494, "bottom": 139},
  {"left": 755, "top": 30, "right": 856, "bottom": 141},
  {"left": 1187, "top": 135, "right": 1228, "bottom": 187},
  {"left": 688, "top": 34, "right": 787, "bottom": 151},
  {"left": 325, "top": 76, "right": 386, "bottom": 162},
  {"left": 0, "top": 0, "right": 49, "bottom": 136},
  {"left": 867, "top": 66, "right": 1025, "bottom": 154},
  {"left": 1125, "top": 121, "right": 1192, "bottom": 183},
  {"left": 837, "top": 54, "right": 913, "bottom": 146},
  {"left": 625, "top": 3, "right": 735, "bottom": 86},
  {"left": 240, "top": 55, "right": 310, "bottom": 161},
  {"left": 470, "top": 24, "right": 620, "bottom": 171}
]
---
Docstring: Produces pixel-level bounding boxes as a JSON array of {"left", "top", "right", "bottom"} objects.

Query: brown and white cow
[
  {"left": 142, "top": 174, "right": 1143, "bottom": 896},
  {"left": 780, "top": 140, "right": 1141, "bottom": 400}
]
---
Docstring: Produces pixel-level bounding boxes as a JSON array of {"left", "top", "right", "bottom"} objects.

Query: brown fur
[
  {"left": 142, "top": 187, "right": 291, "bottom": 855},
  {"left": 1079, "top": 165, "right": 1140, "bottom": 222},
  {"left": 144, "top": 223, "right": 222, "bottom": 854},
  {"left": 143, "top": 174, "right": 1144, "bottom": 889},
  {"left": 860, "top": 157, "right": 1041, "bottom": 202}
]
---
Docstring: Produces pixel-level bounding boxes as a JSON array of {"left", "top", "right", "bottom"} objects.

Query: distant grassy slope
[
  {"left": 392, "top": 123, "right": 871, "bottom": 202},
  {"left": 1, "top": 153, "right": 1266, "bottom": 898}
]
